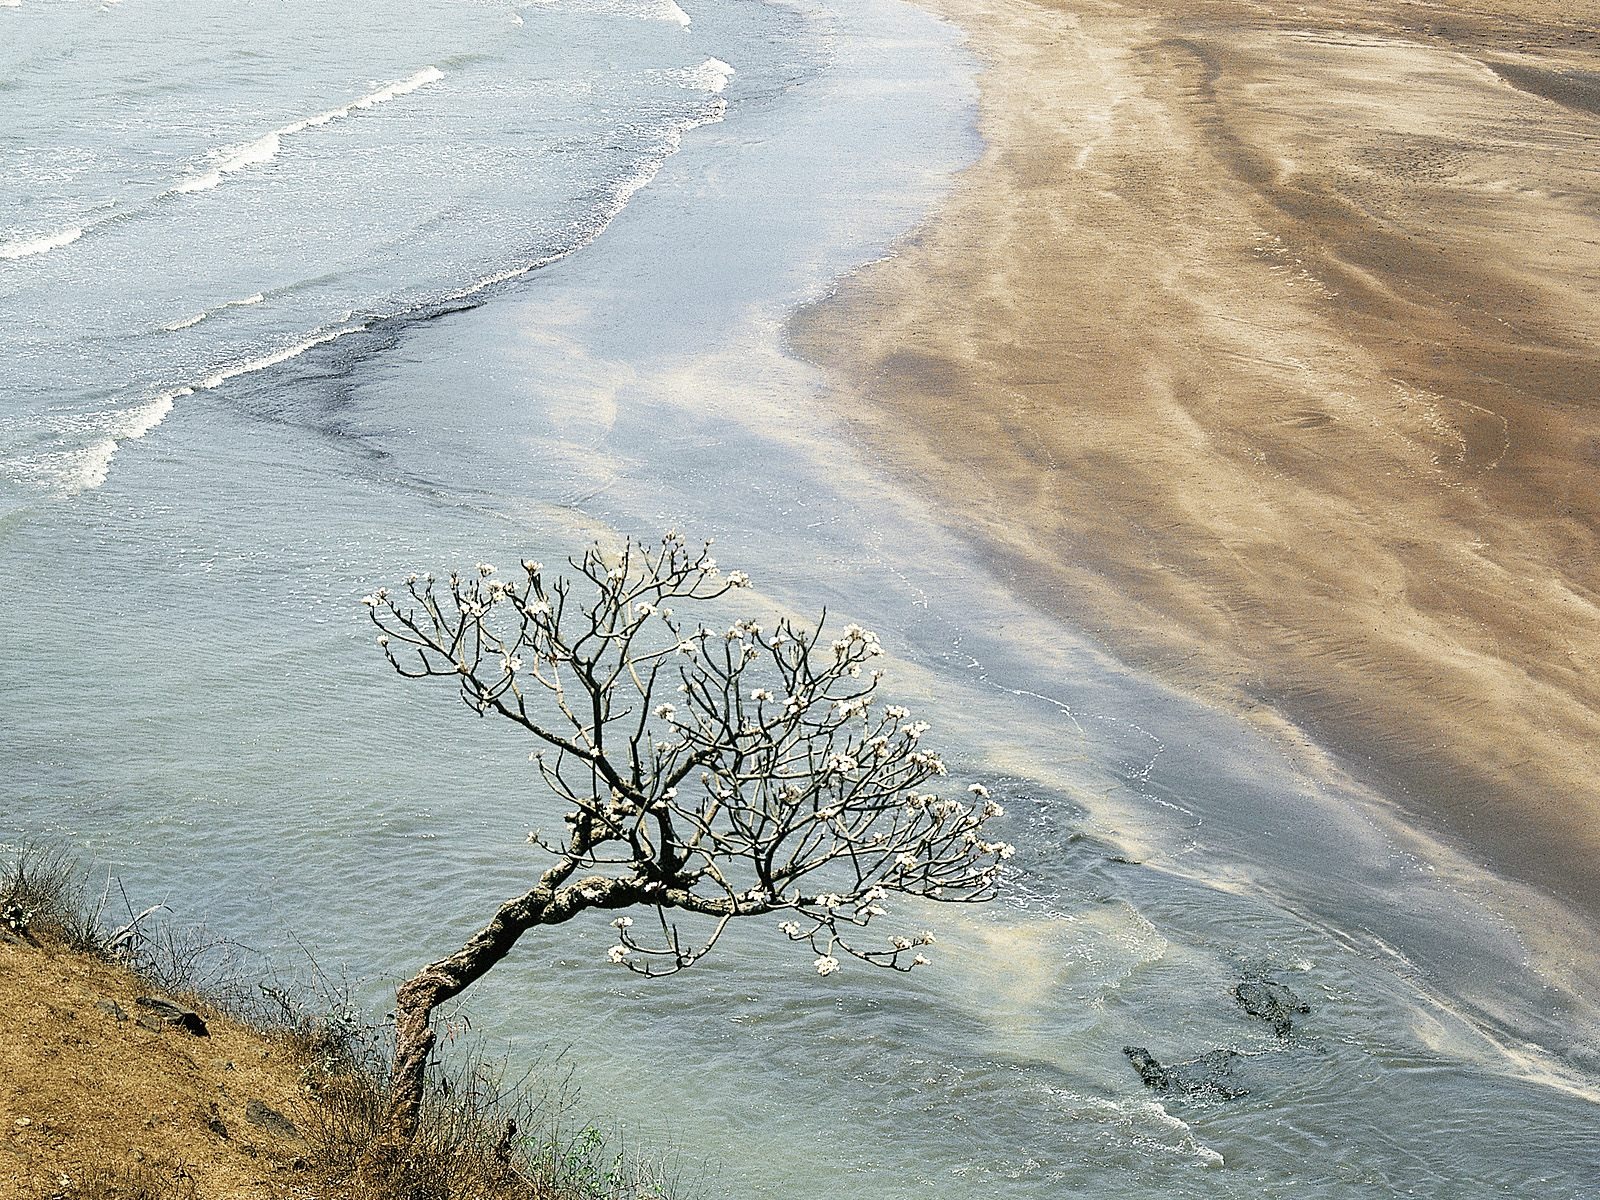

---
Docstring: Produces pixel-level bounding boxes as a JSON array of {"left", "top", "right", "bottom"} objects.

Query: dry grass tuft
[
  {"left": 1, "top": 845, "right": 693, "bottom": 1200},
  {"left": 52, "top": 1157, "right": 200, "bottom": 1200}
]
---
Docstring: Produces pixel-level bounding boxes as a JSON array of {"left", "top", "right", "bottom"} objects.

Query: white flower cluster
[{"left": 830, "top": 623, "right": 884, "bottom": 661}]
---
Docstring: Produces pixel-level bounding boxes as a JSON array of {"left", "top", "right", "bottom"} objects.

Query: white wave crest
[
  {"left": 657, "top": 0, "right": 691, "bottom": 26},
  {"left": 172, "top": 131, "right": 283, "bottom": 194},
  {"left": 453, "top": 59, "right": 735, "bottom": 301},
  {"left": 199, "top": 324, "right": 366, "bottom": 390},
  {"left": 681, "top": 57, "right": 734, "bottom": 94},
  {"left": 0, "top": 1, "right": 22, "bottom": 9},
  {"left": 23, "top": 384, "right": 185, "bottom": 496},
  {"left": 59, "top": 439, "right": 118, "bottom": 495},
  {"left": 163, "top": 292, "right": 266, "bottom": 332},
  {"left": 170, "top": 68, "right": 444, "bottom": 196},
  {"left": 16, "top": 317, "right": 363, "bottom": 497},
  {"left": 118, "top": 390, "right": 185, "bottom": 440},
  {"left": 0, "top": 226, "right": 85, "bottom": 261}
]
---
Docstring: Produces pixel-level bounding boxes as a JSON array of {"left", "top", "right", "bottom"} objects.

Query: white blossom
[
  {"left": 814, "top": 955, "right": 840, "bottom": 977},
  {"left": 607, "top": 945, "right": 630, "bottom": 964}
]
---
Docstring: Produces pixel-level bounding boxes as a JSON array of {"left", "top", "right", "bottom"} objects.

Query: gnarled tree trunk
[{"left": 384, "top": 870, "right": 635, "bottom": 1141}]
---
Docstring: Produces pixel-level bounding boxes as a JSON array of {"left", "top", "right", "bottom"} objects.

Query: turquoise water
[{"left": 3, "top": 2, "right": 1599, "bottom": 1196}]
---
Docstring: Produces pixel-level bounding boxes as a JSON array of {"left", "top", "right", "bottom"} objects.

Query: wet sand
[{"left": 792, "top": 0, "right": 1600, "bottom": 911}]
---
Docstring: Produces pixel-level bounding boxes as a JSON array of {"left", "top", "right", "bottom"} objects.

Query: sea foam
[
  {"left": 25, "top": 321, "right": 359, "bottom": 497},
  {"left": 680, "top": 57, "right": 734, "bottom": 95},
  {"left": 0, "top": 226, "right": 85, "bottom": 261},
  {"left": 170, "top": 67, "right": 445, "bottom": 196},
  {"left": 454, "top": 58, "right": 735, "bottom": 301},
  {"left": 163, "top": 292, "right": 266, "bottom": 332},
  {"left": 199, "top": 324, "right": 366, "bottom": 390}
]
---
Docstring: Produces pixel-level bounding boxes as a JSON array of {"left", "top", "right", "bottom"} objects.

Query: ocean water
[{"left": 3, "top": 2, "right": 1599, "bottom": 1197}]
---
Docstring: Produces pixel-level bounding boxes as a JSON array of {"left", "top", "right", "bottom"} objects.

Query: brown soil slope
[
  {"left": 0, "top": 936, "right": 312, "bottom": 1199},
  {"left": 793, "top": 0, "right": 1600, "bottom": 910}
]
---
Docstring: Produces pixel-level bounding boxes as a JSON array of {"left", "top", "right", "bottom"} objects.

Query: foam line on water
[
  {"left": 452, "top": 58, "right": 735, "bottom": 300},
  {"left": 19, "top": 387, "right": 189, "bottom": 496},
  {"left": 657, "top": 0, "right": 691, "bottom": 26},
  {"left": 20, "top": 320, "right": 365, "bottom": 496},
  {"left": 24, "top": 56, "right": 728, "bottom": 497},
  {"left": 169, "top": 67, "right": 445, "bottom": 195},
  {"left": 198, "top": 324, "right": 367, "bottom": 389},
  {"left": 0, "top": 226, "right": 85, "bottom": 261},
  {"left": 163, "top": 292, "right": 266, "bottom": 332}
]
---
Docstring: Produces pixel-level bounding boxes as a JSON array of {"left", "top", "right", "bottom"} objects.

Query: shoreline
[{"left": 792, "top": 0, "right": 1600, "bottom": 917}]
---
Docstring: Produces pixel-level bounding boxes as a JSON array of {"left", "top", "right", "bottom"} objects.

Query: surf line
[
  {"left": 45, "top": 322, "right": 367, "bottom": 496},
  {"left": 168, "top": 66, "right": 446, "bottom": 195},
  {"left": 0, "top": 68, "right": 446, "bottom": 267},
  {"left": 47, "top": 55, "right": 737, "bottom": 496}
]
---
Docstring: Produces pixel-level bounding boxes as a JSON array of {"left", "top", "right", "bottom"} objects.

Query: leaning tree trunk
[{"left": 383, "top": 871, "right": 632, "bottom": 1141}]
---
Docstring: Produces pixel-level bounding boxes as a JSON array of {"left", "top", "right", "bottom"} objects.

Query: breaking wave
[
  {"left": 0, "top": 226, "right": 85, "bottom": 261},
  {"left": 198, "top": 323, "right": 367, "bottom": 390},
  {"left": 14, "top": 54, "right": 732, "bottom": 498},
  {"left": 454, "top": 57, "right": 735, "bottom": 299},
  {"left": 163, "top": 293, "right": 266, "bottom": 332},
  {"left": 170, "top": 67, "right": 445, "bottom": 195}
]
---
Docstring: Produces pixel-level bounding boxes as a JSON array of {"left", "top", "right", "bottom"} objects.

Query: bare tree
[{"left": 364, "top": 532, "right": 1013, "bottom": 1139}]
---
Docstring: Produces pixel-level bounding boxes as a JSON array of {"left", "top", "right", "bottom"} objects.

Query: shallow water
[{"left": 3, "top": 2, "right": 1599, "bottom": 1196}]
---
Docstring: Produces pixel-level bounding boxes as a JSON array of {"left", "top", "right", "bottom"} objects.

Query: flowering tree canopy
[{"left": 364, "top": 532, "right": 1011, "bottom": 1136}]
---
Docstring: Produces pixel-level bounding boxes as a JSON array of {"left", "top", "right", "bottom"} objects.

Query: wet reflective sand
[{"left": 792, "top": 0, "right": 1600, "bottom": 915}]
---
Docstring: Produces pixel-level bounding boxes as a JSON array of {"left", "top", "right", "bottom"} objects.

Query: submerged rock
[
  {"left": 1234, "top": 978, "right": 1310, "bottom": 1037},
  {"left": 1123, "top": 1046, "right": 1249, "bottom": 1100}
]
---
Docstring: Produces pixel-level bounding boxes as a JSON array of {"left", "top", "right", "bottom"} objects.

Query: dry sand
[
  {"left": 0, "top": 935, "right": 311, "bottom": 1196},
  {"left": 792, "top": 0, "right": 1600, "bottom": 911}
]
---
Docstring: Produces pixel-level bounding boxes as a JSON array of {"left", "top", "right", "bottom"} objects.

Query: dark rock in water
[
  {"left": 245, "top": 1098, "right": 300, "bottom": 1139},
  {"left": 1235, "top": 978, "right": 1310, "bottom": 1037},
  {"left": 1123, "top": 1045, "right": 1249, "bottom": 1100},
  {"left": 135, "top": 995, "right": 209, "bottom": 1037}
]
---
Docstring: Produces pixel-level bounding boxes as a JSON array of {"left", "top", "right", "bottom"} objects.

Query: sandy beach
[{"left": 793, "top": 0, "right": 1600, "bottom": 912}]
